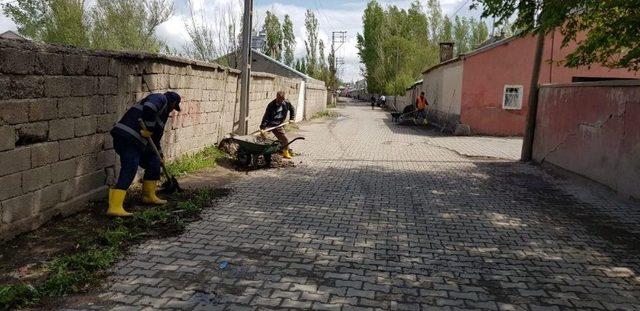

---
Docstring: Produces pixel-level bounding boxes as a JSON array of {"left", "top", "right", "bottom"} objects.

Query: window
[{"left": 502, "top": 85, "right": 523, "bottom": 110}]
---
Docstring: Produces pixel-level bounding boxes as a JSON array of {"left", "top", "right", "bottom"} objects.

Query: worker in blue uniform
[{"left": 107, "top": 91, "right": 181, "bottom": 217}]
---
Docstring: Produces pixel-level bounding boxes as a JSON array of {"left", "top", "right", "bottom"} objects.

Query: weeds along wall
[{"left": 0, "top": 39, "right": 322, "bottom": 240}]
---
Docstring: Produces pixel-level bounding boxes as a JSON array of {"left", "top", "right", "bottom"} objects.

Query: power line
[{"left": 451, "top": 0, "right": 473, "bottom": 17}]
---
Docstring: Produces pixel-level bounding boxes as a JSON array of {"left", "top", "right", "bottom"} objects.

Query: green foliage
[
  {"left": 304, "top": 9, "right": 319, "bottom": 76},
  {"left": 177, "top": 200, "right": 199, "bottom": 213},
  {"left": 165, "top": 146, "right": 227, "bottom": 177},
  {"left": 3, "top": 0, "right": 89, "bottom": 47},
  {"left": 311, "top": 110, "right": 341, "bottom": 119},
  {"left": 471, "top": 0, "right": 640, "bottom": 70},
  {"left": 90, "top": 0, "right": 172, "bottom": 52},
  {"left": 3, "top": 0, "right": 172, "bottom": 52},
  {"left": 282, "top": 15, "right": 296, "bottom": 66},
  {"left": 358, "top": 0, "right": 491, "bottom": 95},
  {"left": 0, "top": 284, "right": 37, "bottom": 308},
  {"left": 262, "top": 11, "right": 283, "bottom": 60}
]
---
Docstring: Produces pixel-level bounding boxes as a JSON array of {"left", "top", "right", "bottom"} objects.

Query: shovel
[
  {"left": 138, "top": 119, "right": 183, "bottom": 194},
  {"left": 249, "top": 121, "right": 290, "bottom": 136}
]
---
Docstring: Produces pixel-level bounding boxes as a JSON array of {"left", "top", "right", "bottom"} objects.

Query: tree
[
  {"left": 304, "top": 9, "right": 319, "bottom": 76},
  {"left": 4, "top": 0, "right": 89, "bottom": 47},
  {"left": 426, "top": 0, "right": 442, "bottom": 42},
  {"left": 471, "top": 0, "right": 640, "bottom": 70},
  {"left": 440, "top": 15, "right": 452, "bottom": 42},
  {"left": 356, "top": 1, "right": 385, "bottom": 93},
  {"left": 282, "top": 15, "right": 296, "bottom": 67},
  {"left": 470, "top": 18, "right": 489, "bottom": 48},
  {"left": 91, "top": 0, "right": 172, "bottom": 52},
  {"left": 453, "top": 16, "right": 470, "bottom": 54},
  {"left": 318, "top": 39, "right": 326, "bottom": 70},
  {"left": 358, "top": 1, "right": 436, "bottom": 95},
  {"left": 183, "top": 0, "right": 240, "bottom": 65},
  {"left": 262, "top": 10, "right": 283, "bottom": 60}
]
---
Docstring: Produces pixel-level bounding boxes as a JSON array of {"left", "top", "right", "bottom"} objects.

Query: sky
[{"left": 0, "top": 0, "right": 486, "bottom": 82}]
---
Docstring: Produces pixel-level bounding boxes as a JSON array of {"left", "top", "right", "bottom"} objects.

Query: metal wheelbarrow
[{"left": 231, "top": 135, "right": 305, "bottom": 167}]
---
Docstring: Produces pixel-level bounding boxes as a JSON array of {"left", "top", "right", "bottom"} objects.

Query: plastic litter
[{"left": 218, "top": 260, "right": 229, "bottom": 270}]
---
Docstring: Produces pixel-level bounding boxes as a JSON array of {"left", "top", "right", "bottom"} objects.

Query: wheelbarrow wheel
[
  {"left": 237, "top": 150, "right": 251, "bottom": 167},
  {"left": 264, "top": 154, "right": 272, "bottom": 166}
]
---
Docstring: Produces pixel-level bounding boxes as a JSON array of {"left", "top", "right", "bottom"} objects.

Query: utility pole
[
  {"left": 331, "top": 31, "right": 347, "bottom": 74},
  {"left": 521, "top": 32, "right": 545, "bottom": 162},
  {"left": 239, "top": 0, "right": 253, "bottom": 135}
]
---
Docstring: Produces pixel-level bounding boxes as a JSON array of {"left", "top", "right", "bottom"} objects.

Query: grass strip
[
  {"left": 0, "top": 188, "right": 230, "bottom": 310},
  {"left": 165, "top": 146, "right": 227, "bottom": 177}
]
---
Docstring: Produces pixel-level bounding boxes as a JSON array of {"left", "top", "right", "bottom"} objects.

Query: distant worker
[
  {"left": 107, "top": 92, "right": 182, "bottom": 217},
  {"left": 415, "top": 91, "right": 429, "bottom": 125},
  {"left": 379, "top": 95, "right": 386, "bottom": 107},
  {"left": 260, "top": 91, "right": 296, "bottom": 159},
  {"left": 370, "top": 95, "right": 376, "bottom": 109}
]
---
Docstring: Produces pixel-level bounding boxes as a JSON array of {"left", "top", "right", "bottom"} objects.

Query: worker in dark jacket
[
  {"left": 260, "top": 91, "right": 295, "bottom": 159},
  {"left": 107, "top": 91, "right": 181, "bottom": 217}
]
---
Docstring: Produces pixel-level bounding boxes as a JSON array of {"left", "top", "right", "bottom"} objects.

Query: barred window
[{"left": 503, "top": 85, "right": 523, "bottom": 110}]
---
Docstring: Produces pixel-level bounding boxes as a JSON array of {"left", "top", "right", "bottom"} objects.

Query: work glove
[
  {"left": 259, "top": 130, "right": 267, "bottom": 138},
  {"left": 140, "top": 129, "right": 153, "bottom": 138}
]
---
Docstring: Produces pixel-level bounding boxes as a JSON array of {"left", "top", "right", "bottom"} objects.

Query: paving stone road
[{"left": 68, "top": 99, "right": 640, "bottom": 310}]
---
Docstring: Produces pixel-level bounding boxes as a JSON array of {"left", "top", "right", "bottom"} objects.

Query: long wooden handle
[
  {"left": 138, "top": 119, "right": 172, "bottom": 181},
  {"left": 250, "top": 121, "right": 290, "bottom": 136}
]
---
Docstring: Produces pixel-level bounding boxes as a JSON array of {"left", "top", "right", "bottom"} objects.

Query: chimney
[{"left": 439, "top": 42, "right": 454, "bottom": 62}]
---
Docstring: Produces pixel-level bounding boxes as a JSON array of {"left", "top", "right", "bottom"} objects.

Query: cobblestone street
[{"left": 70, "top": 99, "right": 640, "bottom": 310}]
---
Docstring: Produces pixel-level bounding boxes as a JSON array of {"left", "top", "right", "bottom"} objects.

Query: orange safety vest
[{"left": 416, "top": 96, "right": 428, "bottom": 110}]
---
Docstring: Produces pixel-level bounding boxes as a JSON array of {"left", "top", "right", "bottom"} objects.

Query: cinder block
[
  {"left": 63, "top": 54, "right": 88, "bottom": 75},
  {"left": 0, "top": 99, "right": 29, "bottom": 125},
  {"left": 16, "top": 122, "right": 48, "bottom": 144},
  {"left": 30, "top": 142, "right": 59, "bottom": 167},
  {"left": 33, "top": 182, "right": 63, "bottom": 212},
  {"left": 44, "top": 76, "right": 72, "bottom": 97},
  {"left": 36, "top": 53, "right": 63, "bottom": 75},
  {"left": 97, "top": 149, "right": 116, "bottom": 168},
  {"left": 0, "top": 147, "right": 30, "bottom": 176},
  {"left": 98, "top": 77, "right": 118, "bottom": 95},
  {"left": 103, "top": 96, "right": 122, "bottom": 113},
  {"left": 0, "top": 48, "right": 35, "bottom": 74},
  {"left": 72, "top": 170, "right": 106, "bottom": 196},
  {"left": 22, "top": 165, "right": 52, "bottom": 192},
  {"left": 97, "top": 114, "right": 116, "bottom": 133},
  {"left": 58, "top": 97, "right": 84, "bottom": 117},
  {"left": 0, "top": 126, "right": 15, "bottom": 151},
  {"left": 51, "top": 158, "right": 77, "bottom": 183},
  {"left": 0, "top": 172, "right": 21, "bottom": 201},
  {"left": 75, "top": 154, "right": 98, "bottom": 176},
  {"left": 69, "top": 76, "right": 95, "bottom": 97},
  {"left": 59, "top": 137, "right": 86, "bottom": 160},
  {"left": 29, "top": 98, "right": 58, "bottom": 121},
  {"left": 74, "top": 116, "right": 97, "bottom": 137},
  {"left": 49, "top": 118, "right": 75, "bottom": 140},
  {"left": 1, "top": 192, "right": 35, "bottom": 223},
  {"left": 2, "top": 76, "right": 44, "bottom": 99},
  {"left": 86, "top": 57, "right": 110, "bottom": 76},
  {"left": 82, "top": 96, "right": 105, "bottom": 115}
]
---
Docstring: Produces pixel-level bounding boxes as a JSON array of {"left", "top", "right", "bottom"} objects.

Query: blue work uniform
[{"left": 110, "top": 93, "right": 171, "bottom": 190}]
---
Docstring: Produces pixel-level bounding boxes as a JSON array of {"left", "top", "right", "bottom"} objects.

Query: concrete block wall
[
  {"left": 304, "top": 79, "right": 328, "bottom": 119},
  {"left": 533, "top": 81, "right": 640, "bottom": 200},
  {"left": 0, "top": 39, "right": 325, "bottom": 240}
]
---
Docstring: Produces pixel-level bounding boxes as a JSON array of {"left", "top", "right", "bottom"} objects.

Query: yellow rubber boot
[
  {"left": 142, "top": 180, "right": 167, "bottom": 205},
  {"left": 107, "top": 189, "right": 132, "bottom": 217},
  {"left": 281, "top": 149, "right": 292, "bottom": 159}
]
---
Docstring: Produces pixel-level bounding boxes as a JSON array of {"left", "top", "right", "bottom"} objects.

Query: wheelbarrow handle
[{"left": 280, "top": 137, "right": 305, "bottom": 150}]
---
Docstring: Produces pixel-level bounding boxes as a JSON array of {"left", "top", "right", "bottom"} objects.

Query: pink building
[{"left": 421, "top": 31, "right": 638, "bottom": 136}]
